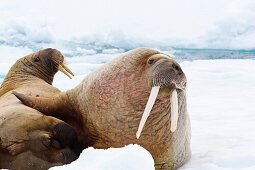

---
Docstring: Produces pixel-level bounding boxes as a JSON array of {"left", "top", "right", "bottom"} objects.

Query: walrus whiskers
[{"left": 136, "top": 86, "right": 160, "bottom": 139}]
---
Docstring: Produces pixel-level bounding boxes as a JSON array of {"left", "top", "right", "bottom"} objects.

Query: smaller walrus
[
  {"left": 0, "top": 48, "right": 74, "bottom": 97},
  {"left": 0, "top": 48, "right": 81, "bottom": 170},
  {"left": 15, "top": 48, "right": 191, "bottom": 170}
]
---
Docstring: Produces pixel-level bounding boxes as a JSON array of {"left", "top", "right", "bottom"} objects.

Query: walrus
[
  {"left": 0, "top": 48, "right": 82, "bottom": 170},
  {"left": 14, "top": 48, "right": 191, "bottom": 170}
]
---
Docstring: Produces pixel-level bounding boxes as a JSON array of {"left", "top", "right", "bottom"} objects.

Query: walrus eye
[
  {"left": 148, "top": 59, "right": 155, "bottom": 64},
  {"left": 34, "top": 56, "right": 40, "bottom": 62}
]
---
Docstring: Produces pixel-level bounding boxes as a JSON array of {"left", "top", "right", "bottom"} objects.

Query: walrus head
[
  {"left": 0, "top": 48, "right": 74, "bottom": 96},
  {"left": 19, "top": 48, "right": 74, "bottom": 82},
  {"left": 136, "top": 53, "right": 187, "bottom": 138}
]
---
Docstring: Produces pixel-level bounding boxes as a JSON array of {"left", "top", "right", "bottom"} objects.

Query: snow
[
  {"left": 51, "top": 145, "right": 154, "bottom": 170},
  {"left": 180, "top": 60, "right": 255, "bottom": 170}
]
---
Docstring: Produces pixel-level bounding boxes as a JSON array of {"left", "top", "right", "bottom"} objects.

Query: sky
[{"left": 0, "top": 0, "right": 254, "bottom": 50}]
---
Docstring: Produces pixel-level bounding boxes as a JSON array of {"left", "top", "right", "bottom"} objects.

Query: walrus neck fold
[
  {"left": 20, "top": 58, "right": 55, "bottom": 84},
  {"left": 0, "top": 60, "right": 55, "bottom": 97},
  {"left": 65, "top": 86, "right": 99, "bottom": 147}
]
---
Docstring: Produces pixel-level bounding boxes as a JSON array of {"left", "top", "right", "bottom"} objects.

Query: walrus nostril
[{"left": 172, "top": 64, "right": 180, "bottom": 71}]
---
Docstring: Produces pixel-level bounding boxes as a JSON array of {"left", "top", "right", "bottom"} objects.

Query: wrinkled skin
[
  {"left": 15, "top": 48, "right": 191, "bottom": 170},
  {"left": 0, "top": 49, "right": 82, "bottom": 170}
]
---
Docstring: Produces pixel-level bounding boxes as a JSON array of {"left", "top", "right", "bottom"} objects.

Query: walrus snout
[
  {"left": 49, "top": 49, "right": 75, "bottom": 78},
  {"left": 147, "top": 54, "right": 186, "bottom": 91},
  {"left": 37, "top": 48, "right": 74, "bottom": 79},
  {"left": 46, "top": 49, "right": 75, "bottom": 79}
]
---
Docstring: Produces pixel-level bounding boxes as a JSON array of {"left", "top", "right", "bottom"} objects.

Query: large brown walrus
[
  {"left": 14, "top": 48, "right": 191, "bottom": 170},
  {"left": 0, "top": 48, "right": 82, "bottom": 170}
]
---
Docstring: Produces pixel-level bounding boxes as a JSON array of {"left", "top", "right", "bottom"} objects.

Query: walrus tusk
[
  {"left": 136, "top": 86, "right": 160, "bottom": 139},
  {"left": 61, "top": 64, "right": 74, "bottom": 76},
  {"left": 170, "top": 89, "right": 178, "bottom": 132},
  {"left": 58, "top": 64, "right": 74, "bottom": 79}
]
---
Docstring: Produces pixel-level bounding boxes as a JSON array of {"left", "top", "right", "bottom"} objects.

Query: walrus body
[
  {"left": 0, "top": 49, "right": 81, "bottom": 170},
  {"left": 15, "top": 48, "right": 191, "bottom": 170}
]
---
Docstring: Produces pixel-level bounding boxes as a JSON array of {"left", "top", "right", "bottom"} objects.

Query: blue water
[
  {"left": 172, "top": 49, "right": 255, "bottom": 62},
  {"left": 59, "top": 46, "right": 255, "bottom": 61},
  {"left": 53, "top": 45, "right": 255, "bottom": 61},
  {"left": 0, "top": 75, "right": 4, "bottom": 84}
]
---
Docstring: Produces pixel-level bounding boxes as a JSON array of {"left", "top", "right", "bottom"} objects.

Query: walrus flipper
[
  {"left": 12, "top": 91, "right": 64, "bottom": 116},
  {"left": 12, "top": 91, "right": 84, "bottom": 132},
  {"left": 28, "top": 121, "right": 81, "bottom": 164}
]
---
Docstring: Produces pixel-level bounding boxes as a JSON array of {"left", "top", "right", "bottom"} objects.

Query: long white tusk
[
  {"left": 58, "top": 64, "right": 73, "bottom": 79},
  {"left": 136, "top": 86, "right": 160, "bottom": 139},
  {"left": 170, "top": 89, "right": 178, "bottom": 132}
]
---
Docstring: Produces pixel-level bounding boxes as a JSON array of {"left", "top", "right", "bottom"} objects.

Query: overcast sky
[{"left": 0, "top": 0, "right": 254, "bottom": 49}]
